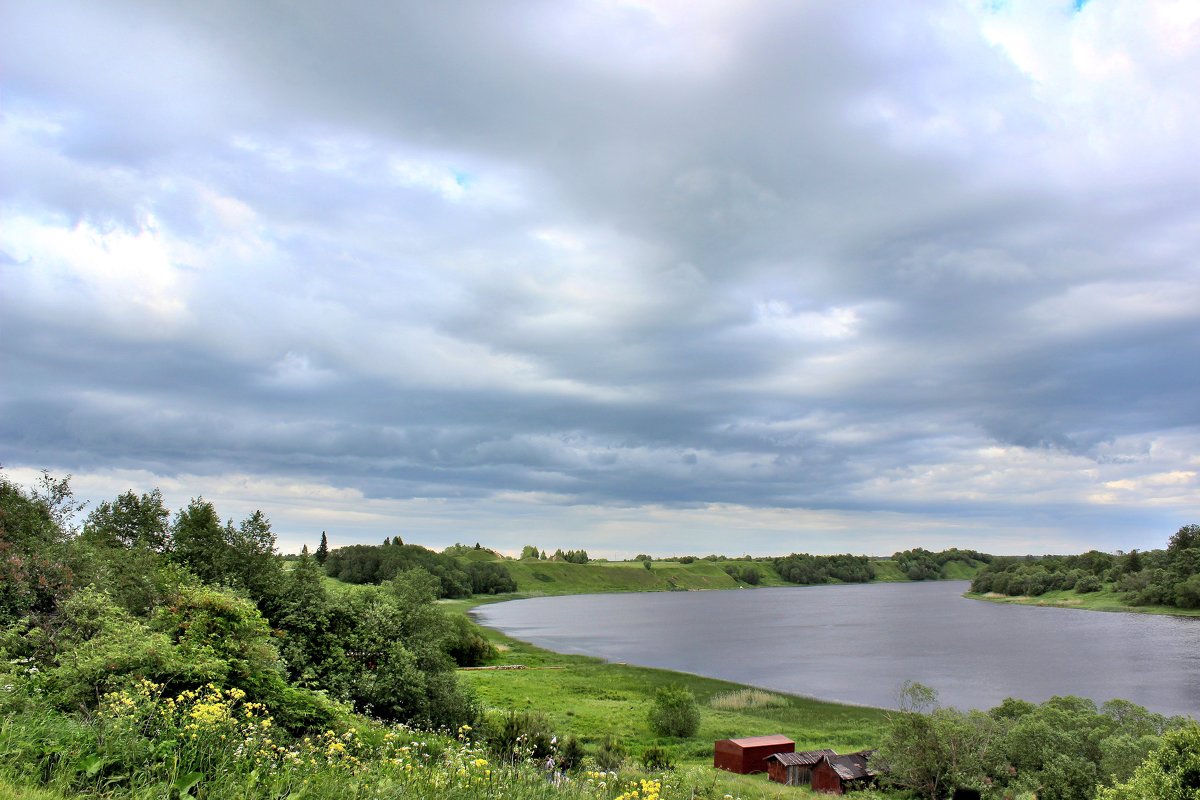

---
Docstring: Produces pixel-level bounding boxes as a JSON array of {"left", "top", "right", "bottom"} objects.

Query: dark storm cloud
[{"left": 2, "top": 0, "right": 1197, "bottom": 552}]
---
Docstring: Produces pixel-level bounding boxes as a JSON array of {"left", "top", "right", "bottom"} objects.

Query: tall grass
[{"left": 708, "top": 689, "right": 788, "bottom": 711}]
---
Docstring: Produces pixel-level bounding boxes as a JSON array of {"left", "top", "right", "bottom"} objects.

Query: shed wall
[{"left": 811, "top": 762, "right": 845, "bottom": 795}]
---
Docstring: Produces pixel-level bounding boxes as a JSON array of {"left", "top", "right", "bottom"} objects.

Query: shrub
[
  {"left": 558, "top": 735, "right": 585, "bottom": 771},
  {"left": 446, "top": 615, "right": 497, "bottom": 666},
  {"left": 483, "top": 710, "right": 554, "bottom": 764},
  {"left": 1075, "top": 575, "right": 1102, "bottom": 593},
  {"left": 648, "top": 685, "right": 700, "bottom": 738},
  {"left": 594, "top": 736, "right": 626, "bottom": 771},
  {"left": 641, "top": 745, "right": 673, "bottom": 770}
]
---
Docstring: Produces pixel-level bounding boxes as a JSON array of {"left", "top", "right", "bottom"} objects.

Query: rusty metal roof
[
  {"left": 722, "top": 734, "right": 794, "bottom": 748},
  {"left": 826, "top": 752, "right": 875, "bottom": 780},
  {"left": 766, "top": 749, "right": 837, "bottom": 766}
]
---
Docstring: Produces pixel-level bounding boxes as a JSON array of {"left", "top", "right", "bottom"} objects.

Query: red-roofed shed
[{"left": 713, "top": 735, "right": 795, "bottom": 774}]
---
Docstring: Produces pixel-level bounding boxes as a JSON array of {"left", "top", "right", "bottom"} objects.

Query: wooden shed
[
  {"left": 811, "top": 751, "right": 877, "bottom": 794},
  {"left": 713, "top": 734, "right": 795, "bottom": 774},
  {"left": 766, "top": 749, "right": 836, "bottom": 786}
]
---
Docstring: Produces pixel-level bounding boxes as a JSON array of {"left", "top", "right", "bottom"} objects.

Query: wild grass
[
  {"left": 708, "top": 689, "right": 789, "bottom": 711},
  {"left": 0, "top": 677, "right": 736, "bottom": 799}
]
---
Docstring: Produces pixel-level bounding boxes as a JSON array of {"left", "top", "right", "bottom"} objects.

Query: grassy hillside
[
  {"left": 500, "top": 558, "right": 749, "bottom": 594},
  {"left": 455, "top": 552, "right": 985, "bottom": 596}
]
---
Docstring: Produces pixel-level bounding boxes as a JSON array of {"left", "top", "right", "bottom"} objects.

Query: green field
[{"left": 965, "top": 587, "right": 1200, "bottom": 617}]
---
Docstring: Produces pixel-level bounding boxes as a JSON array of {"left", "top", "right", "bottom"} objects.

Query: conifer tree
[{"left": 315, "top": 531, "right": 329, "bottom": 564}]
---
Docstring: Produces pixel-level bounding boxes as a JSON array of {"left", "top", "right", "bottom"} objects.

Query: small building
[
  {"left": 766, "top": 749, "right": 837, "bottom": 786},
  {"left": 713, "top": 734, "right": 795, "bottom": 774},
  {"left": 811, "top": 751, "right": 877, "bottom": 795}
]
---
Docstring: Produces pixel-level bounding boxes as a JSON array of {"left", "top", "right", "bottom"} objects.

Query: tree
[
  {"left": 315, "top": 531, "right": 329, "bottom": 565},
  {"left": 170, "top": 498, "right": 227, "bottom": 584},
  {"left": 520, "top": 545, "right": 540, "bottom": 560},
  {"left": 877, "top": 701, "right": 1001, "bottom": 799},
  {"left": 0, "top": 472, "right": 75, "bottom": 618},
  {"left": 31, "top": 469, "right": 86, "bottom": 535},
  {"left": 83, "top": 489, "right": 169, "bottom": 551},
  {"left": 1168, "top": 525, "right": 1200, "bottom": 555},
  {"left": 648, "top": 685, "right": 701, "bottom": 738},
  {"left": 1098, "top": 723, "right": 1200, "bottom": 800}
]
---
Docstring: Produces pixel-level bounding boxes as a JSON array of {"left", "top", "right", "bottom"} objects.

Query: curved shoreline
[{"left": 962, "top": 589, "right": 1200, "bottom": 618}]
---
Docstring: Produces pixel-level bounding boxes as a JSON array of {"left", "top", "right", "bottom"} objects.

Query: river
[{"left": 472, "top": 581, "right": 1200, "bottom": 717}]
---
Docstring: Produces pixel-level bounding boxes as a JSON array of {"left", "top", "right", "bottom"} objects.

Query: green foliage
[
  {"left": 648, "top": 686, "right": 700, "bottom": 738},
  {"left": 170, "top": 498, "right": 227, "bottom": 584},
  {"left": 558, "top": 735, "right": 585, "bottom": 771},
  {"left": 1099, "top": 722, "right": 1200, "bottom": 800},
  {"left": 722, "top": 563, "right": 759, "bottom": 584},
  {"left": 483, "top": 710, "right": 555, "bottom": 764},
  {"left": 876, "top": 685, "right": 1187, "bottom": 800},
  {"left": 446, "top": 614, "right": 498, "bottom": 666},
  {"left": 519, "top": 545, "right": 541, "bottom": 560},
  {"left": 0, "top": 472, "right": 75, "bottom": 620},
  {"left": 971, "top": 527, "right": 1200, "bottom": 613},
  {"left": 640, "top": 745, "right": 672, "bottom": 770},
  {"left": 4, "top": 586, "right": 220, "bottom": 711},
  {"left": 594, "top": 736, "right": 626, "bottom": 771},
  {"left": 315, "top": 531, "right": 329, "bottom": 564},
  {"left": 552, "top": 549, "right": 590, "bottom": 564},
  {"left": 151, "top": 583, "right": 288, "bottom": 699},
  {"left": 323, "top": 542, "right": 472, "bottom": 597},
  {"left": 465, "top": 560, "right": 518, "bottom": 594},
  {"left": 82, "top": 489, "right": 169, "bottom": 551},
  {"left": 773, "top": 552, "right": 873, "bottom": 585}
]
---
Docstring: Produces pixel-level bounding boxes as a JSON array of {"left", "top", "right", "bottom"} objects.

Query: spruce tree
[{"left": 315, "top": 531, "right": 329, "bottom": 564}]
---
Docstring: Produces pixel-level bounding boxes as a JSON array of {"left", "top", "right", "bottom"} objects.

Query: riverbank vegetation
[
  {"left": 3, "top": 470, "right": 1197, "bottom": 799},
  {"left": 878, "top": 683, "right": 1195, "bottom": 799},
  {"left": 967, "top": 525, "right": 1200, "bottom": 616}
]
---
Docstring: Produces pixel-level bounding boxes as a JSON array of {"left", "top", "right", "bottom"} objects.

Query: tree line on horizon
[{"left": 970, "top": 525, "right": 1200, "bottom": 609}]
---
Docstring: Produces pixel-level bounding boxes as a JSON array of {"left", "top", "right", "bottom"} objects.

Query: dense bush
[
  {"left": 648, "top": 686, "right": 700, "bottom": 738},
  {"left": 877, "top": 686, "right": 1188, "bottom": 800},
  {"left": 773, "top": 553, "right": 873, "bottom": 585},
  {"left": 723, "top": 563, "right": 760, "bottom": 584},
  {"left": 465, "top": 560, "right": 518, "bottom": 594},
  {"left": 324, "top": 542, "right": 472, "bottom": 597}
]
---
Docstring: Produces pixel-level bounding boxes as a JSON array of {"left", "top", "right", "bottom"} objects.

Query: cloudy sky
[{"left": 2, "top": 0, "right": 1198, "bottom": 557}]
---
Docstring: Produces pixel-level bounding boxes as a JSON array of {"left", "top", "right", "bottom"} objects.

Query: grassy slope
[
  {"left": 443, "top": 597, "right": 889, "bottom": 799},
  {"left": 467, "top": 552, "right": 983, "bottom": 596},
  {"left": 965, "top": 586, "right": 1200, "bottom": 617}
]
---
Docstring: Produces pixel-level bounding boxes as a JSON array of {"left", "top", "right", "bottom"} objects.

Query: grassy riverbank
[
  {"left": 443, "top": 595, "right": 889, "bottom": 798},
  {"left": 964, "top": 587, "right": 1200, "bottom": 617}
]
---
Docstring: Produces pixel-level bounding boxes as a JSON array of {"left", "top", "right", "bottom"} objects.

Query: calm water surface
[{"left": 473, "top": 581, "right": 1200, "bottom": 717}]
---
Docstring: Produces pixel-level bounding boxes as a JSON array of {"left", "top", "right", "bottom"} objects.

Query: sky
[{"left": 2, "top": 0, "right": 1198, "bottom": 558}]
